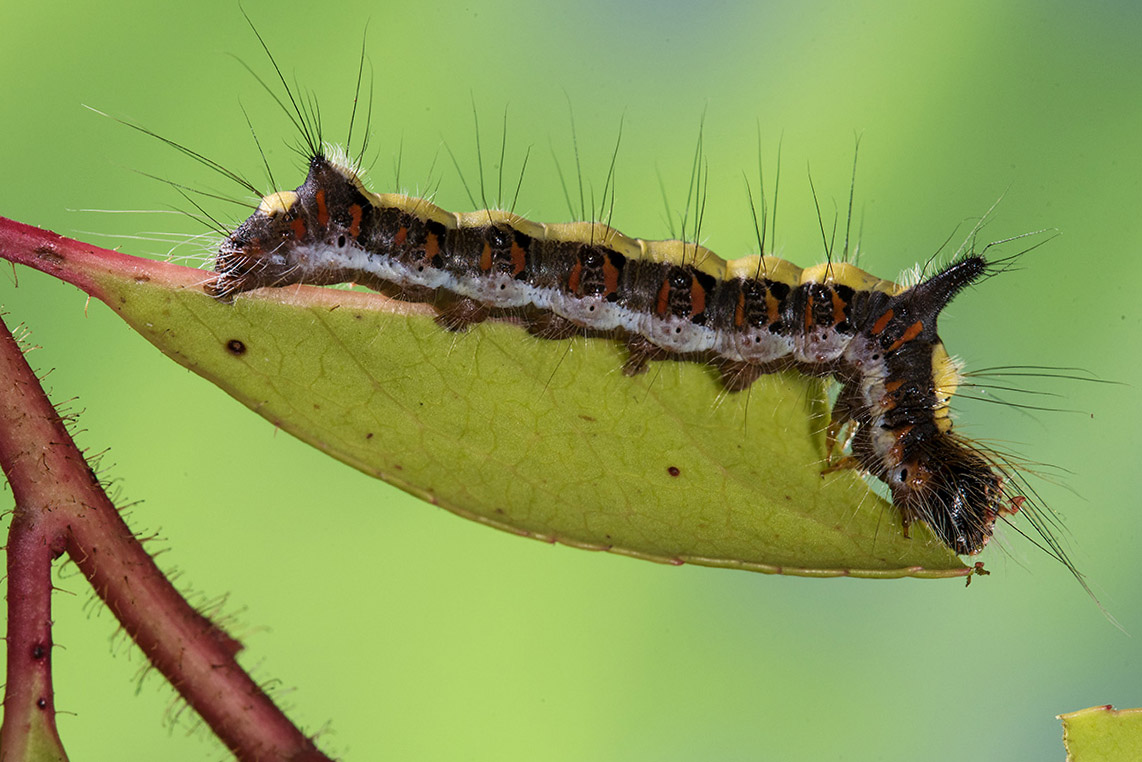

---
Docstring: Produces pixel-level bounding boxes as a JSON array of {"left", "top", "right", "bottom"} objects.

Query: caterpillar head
[
  {"left": 209, "top": 154, "right": 368, "bottom": 299},
  {"left": 209, "top": 189, "right": 305, "bottom": 298},
  {"left": 888, "top": 436, "right": 1004, "bottom": 555}
]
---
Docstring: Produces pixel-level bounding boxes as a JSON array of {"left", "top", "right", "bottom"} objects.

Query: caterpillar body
[{"left": 209, "top": 150, "right": 1019, "bottom": 556}]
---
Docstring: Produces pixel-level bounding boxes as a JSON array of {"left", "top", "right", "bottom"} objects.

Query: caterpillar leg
[
  {"left": 825, "top": 382, "right": 863, "bottom": 465},
  {"left": 717, "top": 360, "right": 766, "bottom": 392},
  {"left": 396, "top": 284, "right": 436, "bottom": 303},
  {"left": 825, "top": 420, "right": 858, "bottom": 466},
  {"left": 527, "top": 311, "right": 581, "bottom": 340},
  {"left": 339, "top": 269, "right": 429, "bottom": 303},
  {"left": 820, "top": 455, "right": 861, "bottom": 475},
  {"left": 899, "top": 512, "right": 913, "bottom": 539},
  {"left": 435, "top": 296, "right": 489, "bottom": 332},
  {"left": 622, "top": 335, "right": 672, "bottom": 376}
]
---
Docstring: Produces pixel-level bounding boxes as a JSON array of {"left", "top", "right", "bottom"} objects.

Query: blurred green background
[{"left": 2, "top": 0, "right": 1140, "bottom": 759}]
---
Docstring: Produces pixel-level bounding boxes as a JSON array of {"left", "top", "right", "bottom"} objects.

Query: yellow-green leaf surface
[
  {"left": 1, "top": 218, "right": 966, "bottom": 577},
  {"left": 1061, "top": 706, "right": 1142, "bottom": 762}
]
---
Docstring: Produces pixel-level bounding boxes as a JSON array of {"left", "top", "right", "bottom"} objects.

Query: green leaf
[
  {"left": 1060, "top": 706, "right": 1142, "bottom": 762},
  {"left": 0, "top": 218, "right": 966, "bottom": 577}
]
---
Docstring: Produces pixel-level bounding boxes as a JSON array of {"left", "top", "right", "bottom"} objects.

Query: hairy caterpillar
[
  {"left": 172, "top": 19, "right": 1064, "bottom": 566},
  {"left": 209, "top": 153, "right": 1027, "bottom": 557}
]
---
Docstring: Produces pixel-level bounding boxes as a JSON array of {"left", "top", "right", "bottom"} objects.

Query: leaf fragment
[{"left": 1060, "top": 705, "right": 1142, "bottom": 762}]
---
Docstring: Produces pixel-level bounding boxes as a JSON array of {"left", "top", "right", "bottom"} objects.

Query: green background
[{"left": 2, "top": 0, "right": 1140, "bottom": 759}]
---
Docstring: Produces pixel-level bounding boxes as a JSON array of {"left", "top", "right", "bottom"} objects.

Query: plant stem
[
  {"left": 1, "top": 441, "right": 68, "bottom": 762},
  {"left": 0, "top": 304, "right": 332, "bottom": 761}
]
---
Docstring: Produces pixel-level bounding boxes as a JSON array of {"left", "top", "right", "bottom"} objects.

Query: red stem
[
  {"left": 0, "top": 306, "right": 331, "bottom": 760},
  {"left": 1, "top": 459, "right": 68, "bottom": 761}
]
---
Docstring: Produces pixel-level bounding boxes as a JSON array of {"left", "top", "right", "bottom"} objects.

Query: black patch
[{"left": 487, "top": 225, "right": 511, "bottom": 249}]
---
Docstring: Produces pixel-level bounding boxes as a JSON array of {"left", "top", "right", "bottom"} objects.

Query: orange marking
[
  {"left": 394, "top": 227, "right": 408, "bottom": 247},
  {"left": 510, "top": 241, "right": 526, "bottom": 277},
  {"left": 830, "top": 290, "right": 847, "bottom": 326},
  {"left": 568, "top": 260, "right": 583, "bottom": 294},
  {"left": 348, "top": 204, "right": 362, "bottom": 238},
  {"left": 887, "top": 320, "right": 924, "bottom": 352},
  {"left": 479, "top": 242, "right": 493, "bottom": 272},
  {"left": 884, "top": 379, "right": 904, "bottom": 393},
  {"left": 424, "top": 231, "right": 440, "bottom": 261},
  {"left": 734, "top": 292, "right": 745, "bottom": 328},
  {"left": 765, "top": 292, "right": 781, "bottom": 325},
  {"left": 871, "top": 308, "right": 894, "bottom": 335},
  {"left": 291, "top": 217, "right": 307, "bottom": 239},
  {"left": 315, "top": 189, "right": 330, "bottom": 227},
  {"left": 689, "top": 278, "right": 706, "bottom": 318},
  {"left": 656, "top": 279, "right": 672, "bottom": 316},
  {"left": 804, "top": 291, "right": 814, "bottom": 329},
  {"left": 602, "top": 258, "right": 620, "bottom": 296}
]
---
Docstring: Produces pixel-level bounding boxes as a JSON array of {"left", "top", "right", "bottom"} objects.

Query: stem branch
[{"left": 0, "top": 277, "right": 331, "bottom": 761}]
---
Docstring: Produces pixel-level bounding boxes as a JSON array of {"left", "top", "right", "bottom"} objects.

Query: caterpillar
[
  {"left": 208, "top": 143, "right": 1029, "bottom": 557},
  {"left": 175, "top": 18, "right": 1062, "bottom": 565}
]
